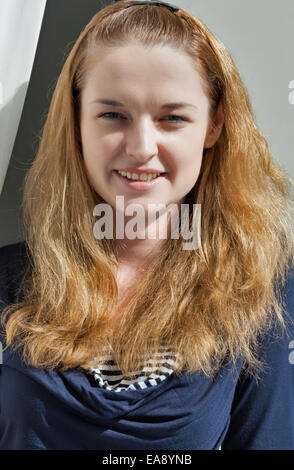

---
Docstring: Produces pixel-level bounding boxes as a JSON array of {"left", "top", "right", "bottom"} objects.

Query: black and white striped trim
[{"left": 89, "top": 350, "right": 181, "bottom": 392}]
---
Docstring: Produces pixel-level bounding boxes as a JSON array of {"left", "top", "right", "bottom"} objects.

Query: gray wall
[
  {"left": 1, "top": 0, "right": 293, "bottom": 247},
  {"left": 179, "top": 0, "right": 294, "bottom": 179}
]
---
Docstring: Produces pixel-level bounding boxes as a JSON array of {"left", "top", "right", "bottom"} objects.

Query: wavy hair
[{"left": 2, "top": 0, "right": 294, "bottom": 378}]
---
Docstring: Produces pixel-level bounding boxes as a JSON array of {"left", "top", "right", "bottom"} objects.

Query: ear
[{"left": 203, "top": 99, "right": 224, "bottom": 149}]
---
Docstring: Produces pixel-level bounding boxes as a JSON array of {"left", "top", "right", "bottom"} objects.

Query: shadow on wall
[{"left": 0, "top": 82, "right": 31, "bottom": 248}]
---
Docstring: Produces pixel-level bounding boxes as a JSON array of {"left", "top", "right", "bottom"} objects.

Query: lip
[
  {"left": 112, "top": 169, "right": 168, "bottom": 191},
  {"left": 115, "top": 168, "right": 167, "bottom": 174}
]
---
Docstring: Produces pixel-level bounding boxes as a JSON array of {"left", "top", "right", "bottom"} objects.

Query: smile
[
  {"left": 117, "top": 170, "right": 163, "bottom": 181},
  {"left": 112, "top": 170, "right": 168, "bottom": 191}
]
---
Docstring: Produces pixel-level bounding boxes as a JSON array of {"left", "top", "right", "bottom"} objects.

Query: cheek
[
  {"left": 81, "top": 130, "right": 108, "bottom": 170},
  {"left": 169, "top": 135, "right": 205, "bottom": 193},
  {"left": 81, "top": 122, "right": 122, "bottom": 162},
  {"left": 180, "top": 156, "right": 203, "bottom": 186},
  {"left": 80, "top": 121, "right": 98, "bottom": 153},
  {"left": 173, "top": 138, "right": 205, "bottom": 174}
]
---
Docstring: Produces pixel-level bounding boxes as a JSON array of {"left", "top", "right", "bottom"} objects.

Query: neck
[{"left": 112, "top": 209, "right": 171, "bottom": 268}]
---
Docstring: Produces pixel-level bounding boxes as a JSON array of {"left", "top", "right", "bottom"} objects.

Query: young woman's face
[{"left": 80, "top": 43, "right": 222, "bottom": 213}]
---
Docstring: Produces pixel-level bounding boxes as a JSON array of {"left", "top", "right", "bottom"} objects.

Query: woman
[{"left": 1, "top": 0, "right": 294, "bottom": 450}]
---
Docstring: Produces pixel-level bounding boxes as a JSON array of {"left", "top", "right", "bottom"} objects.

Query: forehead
[{"left": 81, "top": 43, "right": 208, "bottom": 105}]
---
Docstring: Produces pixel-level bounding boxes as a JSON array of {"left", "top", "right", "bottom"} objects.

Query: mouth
[
  {"left": 113, "top": 170, "right": 168, "bottom": 182},
  {"left": 112, "top": 170, "right": 169, "bottom": 190}
]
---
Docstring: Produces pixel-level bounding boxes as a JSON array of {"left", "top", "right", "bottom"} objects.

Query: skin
[{"left": 80, "top": 43, "right": 224, "bottom": 282}]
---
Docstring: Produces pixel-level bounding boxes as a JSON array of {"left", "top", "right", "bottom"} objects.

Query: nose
[{"left": 125, "top": 116, "right": 158, "bottom": 162}]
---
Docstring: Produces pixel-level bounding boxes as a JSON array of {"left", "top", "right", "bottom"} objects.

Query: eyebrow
[{"left": 89, "top": 98, "right": 198, "bottom": 111}]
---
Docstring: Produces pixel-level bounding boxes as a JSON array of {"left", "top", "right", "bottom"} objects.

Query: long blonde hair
[{"left": 2, "top": 0, "right": 294, "bottom": 378}]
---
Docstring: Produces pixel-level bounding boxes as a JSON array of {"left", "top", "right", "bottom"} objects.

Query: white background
[{"left": 0, "top": 0, "right": 47, "bottom": 195}]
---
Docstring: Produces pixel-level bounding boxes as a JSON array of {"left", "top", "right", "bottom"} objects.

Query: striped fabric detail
[{"left": 89, "top": 349, "right": 181, "bottom": 392}]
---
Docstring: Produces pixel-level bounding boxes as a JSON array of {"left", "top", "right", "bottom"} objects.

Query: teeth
[{"left": 118, "top": 170, "right": 161, "bottom": 181}]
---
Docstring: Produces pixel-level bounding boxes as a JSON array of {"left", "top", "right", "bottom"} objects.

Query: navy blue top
[{"left": 1, "top": 241, "right": 294, "bottom": 450}]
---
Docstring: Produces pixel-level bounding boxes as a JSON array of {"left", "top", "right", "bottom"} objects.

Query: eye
[
  {"left": 97, "top": 112, "right": 187, "bottom": 123},
  {"left": 161, "top": 115, "right": 187, "bottom": 123},
  {"left": 98, "top": 112, "right": 127, "bottom": 120}
]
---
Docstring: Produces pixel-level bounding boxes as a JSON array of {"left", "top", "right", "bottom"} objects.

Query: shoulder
[
  {"left": 281, "top": 265, "right": 294, "bottom": 318},
  {"left": 0, "top": 240, "right": 31, "bottom": 307},
  {"left": 251, "top": 264, "right": 294, "bottom": 374},
  {"left": 270, "top": 264, "right": 294, "bottom": 345},
  {"left": 222, "top": 265, "right": 294, "bottom": 449},
  {"left": 0, "top": 240, "right": 29, "bottom": 264}
]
